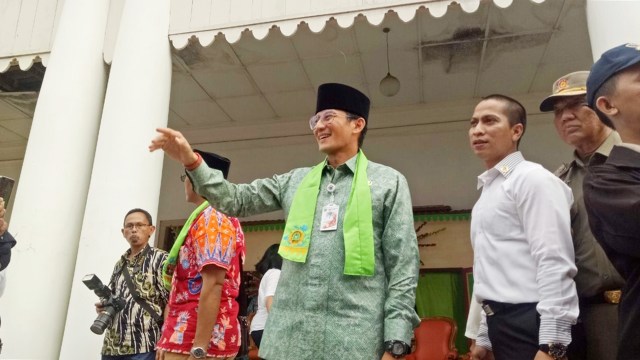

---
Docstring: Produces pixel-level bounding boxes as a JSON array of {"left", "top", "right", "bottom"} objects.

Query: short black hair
[
  {"left": 346, "top": 111, "right": 367, "bottom": 148},
  {"left": 591, "top": 73, "right": 621, "bottom": 129},
  {"left": 481, "top": 94, "right": 527, "bottom": 147},
  {"left": 124, "top": 208, "right": 153, "bottom": 226},
  {"left": 255, "top": 243, "right": 283, "bottom": 275}
]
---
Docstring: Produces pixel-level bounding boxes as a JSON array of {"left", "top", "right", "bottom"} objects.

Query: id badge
[{"left": 320, "top": 204, "right": 339, "bottom": 231}]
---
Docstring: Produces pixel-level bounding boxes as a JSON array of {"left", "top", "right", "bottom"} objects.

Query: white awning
[
  {"left": 168, "top": 0, "right": 545, "bottom": 49},
  {"left": 0, "top": 53, "right": 49, "bottom": 74},
  {"left": 0, "top": 0, "right": 60, "bottom": 73}
]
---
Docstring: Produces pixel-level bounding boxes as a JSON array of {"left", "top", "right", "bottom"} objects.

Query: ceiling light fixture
[{"left": 379, "top": 27, "right": 400, "bottom": 97}]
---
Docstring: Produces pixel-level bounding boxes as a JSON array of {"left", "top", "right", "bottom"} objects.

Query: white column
[
  {"left": 58, "top": 0, "right": 172, "bottom": 358},
  {"left": 0, "top": 0, "right": 110, "bottom": 359},
  {"left": 586, "top": 0, "right": 640, "bottom": 60}
]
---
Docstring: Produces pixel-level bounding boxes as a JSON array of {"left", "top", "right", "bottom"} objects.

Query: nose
[
  {"left": 313, "top": 119, "right": 327, "bottom": 132},
  {"left": 556, "top": 108, "right": 575, "bottom": 123},
  {"left": 471, "top": 123, "right": 484, "bottom": 136}
]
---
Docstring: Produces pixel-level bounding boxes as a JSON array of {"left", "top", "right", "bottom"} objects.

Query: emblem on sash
[{"left": 289, "top": 229, "right": 305, "bottom": 245}]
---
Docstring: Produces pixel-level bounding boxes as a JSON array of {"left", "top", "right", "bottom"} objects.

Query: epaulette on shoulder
[{"left": 554, "top": 163, "right": 571, "bottom": 178}]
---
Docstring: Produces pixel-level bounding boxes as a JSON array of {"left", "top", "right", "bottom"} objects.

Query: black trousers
[
  {"left": 485, "top": 301, "right": 540, "bottom": 360},
  {"left": 251, "top": 329, "right": 264, "bottom": 348}
]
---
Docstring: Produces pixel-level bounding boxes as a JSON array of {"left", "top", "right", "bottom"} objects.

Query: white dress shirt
[
  {"left": 465, "top": 291, "right": 482, "bottom": 340},
  {"left": 471, "top": 151, "right": 579, "bottom": 349},
  {"left": 250, "top": 268, "right": 281, "bottom": 332}
]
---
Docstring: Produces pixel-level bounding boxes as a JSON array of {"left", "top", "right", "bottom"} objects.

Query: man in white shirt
[{"left": 468, "top": 94, "right": 579, "bottom": 360}]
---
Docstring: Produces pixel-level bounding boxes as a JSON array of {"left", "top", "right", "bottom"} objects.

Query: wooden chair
[
  {"left": 406, "top": 316, "right": 458, "bottom": 360},
  {"left": 248, "top": 339, "right": 260, "bottom": 360}
]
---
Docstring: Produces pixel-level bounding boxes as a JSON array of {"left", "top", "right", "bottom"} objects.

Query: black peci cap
[
  {"left": 194, "top": 149, "right": 230, "bottom": 179},
  {"left": 316, "top": 83, "right": 370, "bottom": 120}
]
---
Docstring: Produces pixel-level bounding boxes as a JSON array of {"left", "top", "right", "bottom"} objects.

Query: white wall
[{"left": 586, "top": 0, "right": 640, "bottom": 60}]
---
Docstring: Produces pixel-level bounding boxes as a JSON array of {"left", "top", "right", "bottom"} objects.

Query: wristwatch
[
  {"left": 190, "top": 346, "right": 207, "bottom": 359},
  {"left": 539, "top": 343, "right": 567, "bottom": 360},
  {"left": 384, "top": 340, "right": 411, "bottom": 358}
]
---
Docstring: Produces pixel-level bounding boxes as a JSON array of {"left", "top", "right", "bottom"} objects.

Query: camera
[{"left": 83, "top": 274, "right": 126, "bottom": 335}]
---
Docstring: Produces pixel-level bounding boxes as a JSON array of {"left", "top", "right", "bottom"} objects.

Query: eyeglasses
[
  {"left": 124, "top": 223, "right": 151, "bottom": 230},
  {"left": 180, "top": 174, "right": 187, "bottom": 182},
  {"left": 309, "top": 110, "right": 356, "bottom": 130},
  {"left": 553, "top": 96, "right": 588, "bottom": 116}
]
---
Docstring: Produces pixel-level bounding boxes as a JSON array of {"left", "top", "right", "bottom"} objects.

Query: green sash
[
  {"left": 162, "top": 201, "right": 209, "bottom": 290},
  {"left": 279, "top": 151, "right": 374, "bottom": 276}
]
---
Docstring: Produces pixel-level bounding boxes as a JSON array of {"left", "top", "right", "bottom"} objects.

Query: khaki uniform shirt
[{"left": 554, "top": 131, "right": 625, "bottom": 297}]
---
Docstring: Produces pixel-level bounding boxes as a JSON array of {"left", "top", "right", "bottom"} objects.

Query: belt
[
  {"left": 481, "top": 300, "right": 537, "bottom": 316},
  {"left": 581, "top": 290, "right": 621, "bottom": 305}
]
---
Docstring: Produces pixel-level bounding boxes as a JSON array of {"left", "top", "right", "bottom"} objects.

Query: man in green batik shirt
[{"left": 150, "top": 83, "right": 420, "bottom": 360}]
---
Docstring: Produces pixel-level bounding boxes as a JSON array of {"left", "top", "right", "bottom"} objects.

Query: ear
[
  {"left": 595, "top": 96, "right": 619, "bottom": 118},
  {"left": 121, "top": 228, "right": 126, "bottom": 237},
  {"left": 149, "top": 225, "right": 156, "bottom": 235},
  {"left": 511, "top": 123, "right": 524, "bottom": 143},
  {"left": 352, "top": 117, "right": 366, "bottom": 134}
]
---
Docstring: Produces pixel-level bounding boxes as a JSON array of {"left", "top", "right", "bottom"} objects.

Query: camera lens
[{"left": 90, "top": 307, "right": 116, "bottom": 335}]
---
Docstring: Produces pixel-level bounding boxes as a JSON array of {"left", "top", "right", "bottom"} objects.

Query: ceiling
[
  {"left": 167, "top": 0, "right": 593, "bottom": 144},
  {"left": 0, "top": 90, "right": 36, "bottom": 161}
]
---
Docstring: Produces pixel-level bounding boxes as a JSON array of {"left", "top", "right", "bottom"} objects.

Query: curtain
[{"left": 415, "top": 271, "right": 469, "bottom": 353}]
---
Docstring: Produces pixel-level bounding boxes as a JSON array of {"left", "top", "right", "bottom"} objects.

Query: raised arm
[{"left": 149, "top": 128, "right": 199, "bottom": 166}]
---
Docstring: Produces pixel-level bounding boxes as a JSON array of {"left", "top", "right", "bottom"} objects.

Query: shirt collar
[
  {"left": 607, "top": 145, "right": 640, "bottom": 168},
  {"left": 565, "top": 131, "right": 621, "bottom": 169},
  {"left": 323, "top": 152, "right": 359, "bottom": 174},
  {"left": 477, "top": 151, "right": 524, "bottom": 189},
  {"left": 618, "top": 142, "right": 640, "bottom": 154},
  {"left": 122, "top": 244, "right": 150, "bottom": 263},
  {"left": 596, "top": 131, "right": 622, "bottom": 157}
]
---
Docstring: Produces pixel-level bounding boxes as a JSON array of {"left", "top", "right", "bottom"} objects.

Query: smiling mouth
[
  {"left": 472, "top": 139, "right": 488, "bottom": 145},
  {"left": 317, "top": 134, "right": 331, "bottom": 140}
]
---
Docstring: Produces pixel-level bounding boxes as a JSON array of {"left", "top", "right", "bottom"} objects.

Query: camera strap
[{"left": 121, "top": 247, "right": 164, "bottom": 325}]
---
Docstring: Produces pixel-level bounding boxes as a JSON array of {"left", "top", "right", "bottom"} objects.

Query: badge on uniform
[{"left": 320, "top": 204, "right": 339, "bottom": 231}]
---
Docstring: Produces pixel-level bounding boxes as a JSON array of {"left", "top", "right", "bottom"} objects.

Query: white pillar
[
  {"left": 58, "top": 0, "right": 172, "bottom": 358},
  {"left": 0, "top": 0, "right": 110, "bottom": 358},
  {"left": 586, "top": 0, "right": 640, "bottom": 60}
]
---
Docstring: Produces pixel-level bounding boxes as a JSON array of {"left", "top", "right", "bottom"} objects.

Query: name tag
[{"left": 320, "top": 204, "right": 339, "bottom": 231}]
